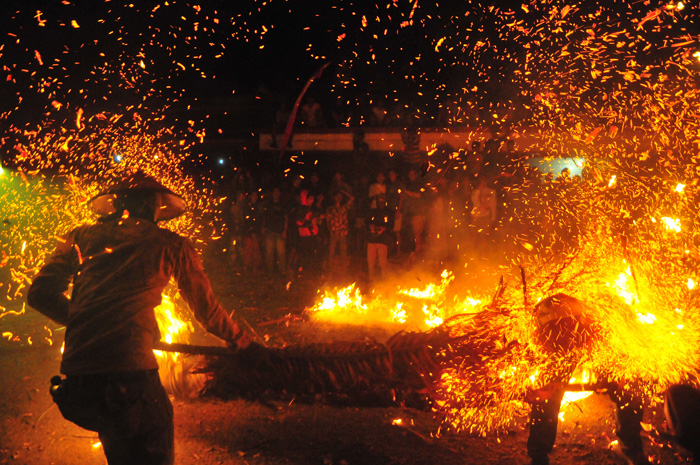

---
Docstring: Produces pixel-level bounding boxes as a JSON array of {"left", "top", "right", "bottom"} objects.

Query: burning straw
[{"left": 196, "top": 224, "right": 700, "bottom": 436}]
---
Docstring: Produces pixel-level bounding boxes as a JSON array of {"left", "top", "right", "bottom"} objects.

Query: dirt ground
[{"left": 0, "top": 256, "right": 696, "bottom": 465}]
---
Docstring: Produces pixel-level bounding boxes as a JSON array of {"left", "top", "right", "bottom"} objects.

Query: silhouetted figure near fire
[
  {"left": 664, "top": 383, "right": 700, "bottom": 464},
  {"left": 27, "top": 172, "right": 253, "bottom": 465},
  {"left": 526, "top": 294, "right": 649, "bottom": 465}
]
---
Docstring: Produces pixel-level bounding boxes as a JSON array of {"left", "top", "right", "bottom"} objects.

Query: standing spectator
[
  {"left": 370, "top": 99, "right": 388, "bottom": 126},
  {"left": 401, "top": 126, "right": 424, "bottom": 168},
  {"left": 295, "top": 190, "right": 321, "bottom": 276},
  {"left": 228, "top": 191, "right": 247, "bottom": 267},
  {"left": 261, "top": 187, "right": 288, "bottom": 276},
  {"left": 386, "top": 168, "right": 404, "bottom": 256},
  {"left": 300, "top": 96, "right": 324, "bottom": 128},
  {"left": 351, "top": 174, "right": 371, "bottom": 259},
  {"left": 305, "top": 171, "right": 324, "bottom": 208},
  {"left": 271, "top": 100, "right": 292, "bottom": 148},
  {"left": 289, "top": 174, "right": 305, "bottom": 201},
  {"left": 368, "top": 171, "right": 387, "bottom": 209},
  {"left": 403, "top": 168, "right": 430, "bottom": 260},
  {"left": 231, "top": 168, "right": 255, "bottom": 197},
  {"left": 285, "top": 181, "right": 303, "bottom": 275},
  {"left": 386, "top": 168, "right": 404, "bottom": 213},
  {"left": 329, "top": 170, "right": 353, "bottom": 199},
  {"left": 352, "top": 129, "right": 370, "bottom": 166},
  {"left": 366, "top": 194, "right": 394, "bottom": 282},
  {"left": 325, "top": 190, "right": 354, "bottom": 278}
]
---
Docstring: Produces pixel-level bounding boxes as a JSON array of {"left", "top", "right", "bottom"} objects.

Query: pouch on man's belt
[{"left": 49, "top": 375, "right": 107, "bottom": 432}]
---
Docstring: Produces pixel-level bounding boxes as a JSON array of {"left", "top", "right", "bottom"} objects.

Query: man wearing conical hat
[{"left": 27, "top": 172, "right": 252, "bottom": 465}]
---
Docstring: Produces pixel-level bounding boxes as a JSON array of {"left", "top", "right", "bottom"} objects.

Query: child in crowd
[{"left": 325, "top": 190, "right": 354, "bottom": 278}]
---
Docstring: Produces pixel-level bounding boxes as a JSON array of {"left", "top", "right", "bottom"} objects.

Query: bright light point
[
  {"left": 392, "top": 418, "right": 403, "bottom": 425},
  {"left": 636, "top": 312, "right": 657, "bottom": 324},
  {"left": 688, "top": 278, "right": 696, "bottom": 290},
  {"left": 660, "top": 217, "right": 681, "bottom": 232},
  {"left": 612, "top": 268, "right": 637, "bottom": 305},
  {"left": 562, "top": 391, "right": 593, "bottom": 405},
  {"left": 608, "top": 175, "right": 617, "bottom": 188},
  {"left": 92, "top": 442, "right": 102, "bottom": 449},
  {"left": 675, "top": 183, "right": 685, "bottom": 193},
  {"left": 218, "top": 158, "right": 225, "bottom": 165}
]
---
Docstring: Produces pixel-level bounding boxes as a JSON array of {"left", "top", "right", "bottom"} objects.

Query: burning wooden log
[
  {"left": 154, "top": 307, "right": 519, "bottom": 411},
  {"left": 152, "top": 296, "right": 615, "bottom": 421},
  {"left": 191, "top": 328, "right": 450, "bottom": 408}
]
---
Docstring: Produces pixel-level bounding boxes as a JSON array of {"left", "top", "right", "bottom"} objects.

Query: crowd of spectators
[{"left": 220, "top": 137, "right": 585, "bottom": 286}]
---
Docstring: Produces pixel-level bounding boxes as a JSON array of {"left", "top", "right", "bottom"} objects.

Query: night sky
[{"left": 1, "top": 1, "right": 698, "bottom": 161}]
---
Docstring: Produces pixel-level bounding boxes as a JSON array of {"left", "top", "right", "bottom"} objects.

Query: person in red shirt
[{"left": 27, "top": 172, "right": 252, "bottom": 465}]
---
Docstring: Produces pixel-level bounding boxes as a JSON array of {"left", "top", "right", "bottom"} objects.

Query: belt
[{"left": 68, "top": 369, "right": 159, "bottom": 384}]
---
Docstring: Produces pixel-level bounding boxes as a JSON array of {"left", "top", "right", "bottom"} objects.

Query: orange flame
[{"left": 308, "top": 270, "right": 483, "bottom": 330}]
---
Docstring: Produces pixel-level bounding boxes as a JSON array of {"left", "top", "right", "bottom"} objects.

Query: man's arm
[
  {"left": 27, "top": 236, "right": 75, "bottom": 326},
  {"left": 174, "top": 238, "right": 248, "bottom": 345}
]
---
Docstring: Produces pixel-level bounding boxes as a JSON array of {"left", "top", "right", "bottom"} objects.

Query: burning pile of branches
[
  {"left": 198, "top": 328, "right": 449, "bottom": 409},
  {"left": 189, "top": 235, "right": 700, "bottom": 436},
  {"left": 191, "top": 300, "right": 542, "bottom": 427}
]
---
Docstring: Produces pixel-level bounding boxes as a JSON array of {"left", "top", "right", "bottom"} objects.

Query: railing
[{"left": 258, "top": 127, "right": 494, "bottom": 152}]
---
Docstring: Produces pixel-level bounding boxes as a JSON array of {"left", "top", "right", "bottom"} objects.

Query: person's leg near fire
[{"left": 525, "top": 294, "right": 649, "bottom": 465}]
